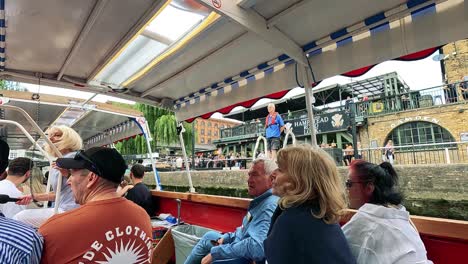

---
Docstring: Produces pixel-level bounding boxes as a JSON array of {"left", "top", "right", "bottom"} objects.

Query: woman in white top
[
  {"left": 18, "top": 125, "right": 83, "bottom": 211},
  {"left": 342, "top": 160, "right": 432, "bottom": 264}
]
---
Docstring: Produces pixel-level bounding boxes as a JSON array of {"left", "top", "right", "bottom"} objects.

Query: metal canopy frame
[
  {"left": 0, "top": 0, "right": 465, "bottom": 121},
  {"left": 342, "top": 72, "right": 410, "bottom": 97},
  {"left": 0, "top": 90, "right": 144, "bottom": 150}
]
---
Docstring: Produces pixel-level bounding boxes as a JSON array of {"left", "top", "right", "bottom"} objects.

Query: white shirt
[
  {"left": 342, "top": 203, "right": 432, "bottom": 264},
  {"left": 0, "top": 179, "right": 26, "bottom": 218},
  {"left": 175, "top": 157, "right": 183, "bottom": 168}
]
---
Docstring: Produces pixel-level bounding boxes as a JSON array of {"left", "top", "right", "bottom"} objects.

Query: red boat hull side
[
  {"left": 157, "top": 196, "right": 245, "bottom": 232},
  {"left": 422, "top": 235, "right": 468, "bottom": 263},
  {"left": 153, "top": 191, "right": 468, "bottom": 264}
]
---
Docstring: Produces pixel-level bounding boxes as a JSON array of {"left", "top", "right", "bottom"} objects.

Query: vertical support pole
[
  {"left": 350, "top": 101, "right": 358, "bottom": 159},
  {"left": 178, "top": 123, "right": 195, "bottom": 193},
  {"left": 144, "top": 134, "right": 161, "bottom": 191},
  {"left": 191, "top": 122, "right": 195, "bottom": 170},
  {"left": 300, "top": 66, "right": 318, "bottom": 147},
  {"left": 134, "top": 117, "right": 161, "bottom": 190},
  {"left": 53, "top": 170, "right": 63, "bottom": 214},
  {"left": 445, "top": 148, "right": 451, "bottom": 164}
]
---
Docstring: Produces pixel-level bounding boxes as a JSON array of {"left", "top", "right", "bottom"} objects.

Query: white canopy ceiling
[
  {"left": 0, "top": 90, "right": 143, "bottom": 150},
  {"left": 0, "top": 0, "right": 466, "bottom": 121}
]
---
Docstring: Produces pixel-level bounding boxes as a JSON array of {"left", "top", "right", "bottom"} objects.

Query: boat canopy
[
  {"left": 0, "top": 90, "right": 144, "bottom": 150},
  {"left": 0, "top": 0, "right": 466, "bottom": 121}
]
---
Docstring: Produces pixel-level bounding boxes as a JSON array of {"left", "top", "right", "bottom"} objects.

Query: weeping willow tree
[
  {"left": 115, "top": 103, "right": 194, "bottom": 155},
  {"left": 0, "top": 80, "right": 24, "bottom": 91},
  {"left": 154, "top": 114, "right": 194, "bottom": 153}
]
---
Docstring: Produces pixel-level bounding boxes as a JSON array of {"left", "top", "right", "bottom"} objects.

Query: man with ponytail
[{"left": 343, "top": 160, "right": 432, "bottom": 264}]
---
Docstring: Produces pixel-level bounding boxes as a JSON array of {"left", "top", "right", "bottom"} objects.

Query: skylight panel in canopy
[{"left": 91, "top": 0, "right": 211, "bottom": 89}]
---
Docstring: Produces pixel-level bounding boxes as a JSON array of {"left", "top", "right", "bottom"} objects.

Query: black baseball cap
[{"left": 56, "top": 147, "right": 127, "bottom": 183}]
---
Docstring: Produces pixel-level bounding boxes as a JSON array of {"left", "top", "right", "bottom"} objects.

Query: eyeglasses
[
  {"left": 75, "top": 150, "right": 102, "bottom": 176},
  {"left": 345, "top": 179, "right": 371, "bottom": 188}
]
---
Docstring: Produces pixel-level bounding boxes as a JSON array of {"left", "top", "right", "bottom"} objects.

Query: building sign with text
[{"left": 288, "top": 111, "right": 350, "bottom": 136}]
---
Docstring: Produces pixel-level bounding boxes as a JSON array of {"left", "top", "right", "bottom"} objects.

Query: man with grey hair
[
  {"left": 185, "top": 158, "right": 278, "bottom": 264},
  {"left": 265, "top": 103, "right": 284, "bottom": 160}
]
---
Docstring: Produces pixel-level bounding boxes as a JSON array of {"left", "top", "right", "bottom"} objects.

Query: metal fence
[
  {"left": 333, "top": 142, "right": 468, "bottom": 166},
  {"left": 354, "top": 81, "right": 468, "bottom": 117},
  {"left": 218, "top": 81, "right": 468, "bottom": 141}
]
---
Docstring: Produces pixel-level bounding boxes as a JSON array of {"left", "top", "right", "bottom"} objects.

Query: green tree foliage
[
  {"left": 115, "top": 103, "right": 194, "bottom": 155},
  {"left": 0, "top": 80, "right": 24, "bottom": 91}
]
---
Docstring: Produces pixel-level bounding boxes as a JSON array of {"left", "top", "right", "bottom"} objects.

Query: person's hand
[
  {"left": 201, "top": 254, "right": 213, "bottom": 264},
  {"left": 52, "top": 161, "right": 70, "bottom": 177},
  {"left": 16, "top": 195, "right": 33, "bottom": 205},
  {"left": 123, "top": 185, "right": 134, "bottom": 192}
]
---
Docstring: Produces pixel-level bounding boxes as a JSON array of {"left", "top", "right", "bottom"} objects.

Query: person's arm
[
  {"left": 16, "top": 192, "right": 56, "bottom": 205},
  {"left": 117, "top": 185, "right": 134, "bottom": 197},
  {"left": 210, "top": 219, "right": 269, "bottom": 261},
  {"left": 210, "top": 203, "right": 276, "bottom": 261},
  {"left": 278, "top": 115, "right": 285, "bottom": 133}
]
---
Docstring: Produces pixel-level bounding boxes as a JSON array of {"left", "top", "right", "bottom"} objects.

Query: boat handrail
[
  {"left": 177, "top": 123, "right": 195, "bottom": 193},
  {"left": 0, "top": 104, "right": 63, "bottom": 213},
  {"left": 252, "top": 135, "right": 268, "bottom": 160},
  {"left": 282, "top": 123, "right": 297, "bottom": 148},
  {"left": 152, "top": 190, "right": 250, "bottom": 210},
  {"left": 0, "top": 104, "right": 62, "bottom": 158},
  {"left": 0, "top": 119, "right": 54, "bottom": 209}
]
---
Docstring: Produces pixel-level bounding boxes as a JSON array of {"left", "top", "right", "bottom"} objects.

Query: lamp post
[{"left": 349, "top": 100, "right": 358, "bottom": 159}]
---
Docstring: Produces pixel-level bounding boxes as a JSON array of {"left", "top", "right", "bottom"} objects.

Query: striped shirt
[{"left": 0, "top": 216, "right": 43, "bottom": 264}]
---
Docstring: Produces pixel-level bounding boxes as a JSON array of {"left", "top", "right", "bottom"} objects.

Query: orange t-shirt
[{"left": 39, "top": 197, "right": 153, "bottom": 264}]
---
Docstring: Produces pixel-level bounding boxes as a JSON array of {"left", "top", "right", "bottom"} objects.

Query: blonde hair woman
[
  {"left": 18, "top": 125, "right": 83, "bottom": 211},
  {"left": 264, "top": 145, "right": 355, "bottom": 264}
]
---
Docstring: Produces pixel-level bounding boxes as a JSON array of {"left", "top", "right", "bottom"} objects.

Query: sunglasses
[
  {"left": 75, "top": 150, "right": 103, "bottom": 176},
  {"left": 345, "top": 179, "right": 371, "bottom": 188}
]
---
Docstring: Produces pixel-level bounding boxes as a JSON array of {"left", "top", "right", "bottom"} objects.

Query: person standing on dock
[{"left": 265, "top": 103, "right": 284, "bottom": 160}]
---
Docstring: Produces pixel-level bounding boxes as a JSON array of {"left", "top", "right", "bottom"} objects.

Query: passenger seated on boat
[
  {"left": 0, "top": 210, "right": 44, "bottom": 263},
  {"left": 17, "top": 125, "right": 83, "bottom": 211},
  {"left": 118, "top": 164, "right": 154, "bottom": 216},
  {"left": 184, "top": 158, "right": 279, "bottom": 264},
  {"left": 264, "top": 145, "right": 355, "bottom": 264},
  {"left": 0, "top": 157, "right": 33, "bottom": 218},
  {"left": 342, "top": 160, "right": 432, "bottom": 264},
  {"left": 38, "top": 147, "right": 153, "bottom": 263}
]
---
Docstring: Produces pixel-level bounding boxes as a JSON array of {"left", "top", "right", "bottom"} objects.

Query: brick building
[
  {"left": 193, "top": 118, "right": 240, "bottom": 145},
  {"left": 358, "top": 40, "right": 468, "bottom": 164},
  {"left": 441, "top": 39, "right": 468, "bottom": 84}
]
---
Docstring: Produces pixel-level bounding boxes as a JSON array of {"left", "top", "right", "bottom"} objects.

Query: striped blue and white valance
[
  {"left": 0, "top": 0, "right": 5, "bottom": 71},
  {"left": 174, "top": 0, "right": 443, "bottom": 111}
]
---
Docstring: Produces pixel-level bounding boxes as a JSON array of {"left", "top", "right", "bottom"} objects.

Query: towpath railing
[{"left": 333, "top": 142, "right": 468, "bottom": 166}]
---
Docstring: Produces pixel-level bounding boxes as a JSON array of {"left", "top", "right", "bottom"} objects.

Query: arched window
[{"left": 385, "top": 121, "right": 455, "bottom": 149}]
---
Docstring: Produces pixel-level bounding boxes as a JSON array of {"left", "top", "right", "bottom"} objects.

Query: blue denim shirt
[
  {"left": 265, "top": 115, "right": 284, "bottom": 138},
  {"left": 210, "top": 189, "right": 278, "bottom": 261}
]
